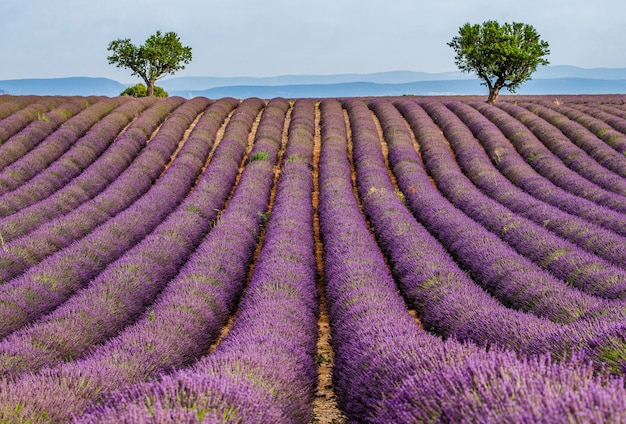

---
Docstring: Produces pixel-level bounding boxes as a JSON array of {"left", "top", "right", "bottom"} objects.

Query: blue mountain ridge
[{"left": 1, "top": 66, "right": 625, "bottom": 97}]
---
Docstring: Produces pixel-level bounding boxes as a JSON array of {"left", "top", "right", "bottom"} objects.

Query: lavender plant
[
  {"left": 0, "top": 97, "right": 240, "bottom": 379},
  {"left": 571, "top": 102, "right": 626, "bottom": 137},
  {"left": 76, "top": 101, "right": 317, "bottom": 423},
  {"left": 441, "top": 100, "right": 626, "bottom": 239},
  {"left": 0, "top": 97, "right": 122, "bottom": 183},
  {"left": 0, "top": 97, "right": 153, "bottom": 215},
  {"left": 0, "top": 99, "right": 300, "bottom": 423},
  {"left": 0, "top": 96, "right": 183, "bottom": 240},
  {"left": 497, "top": 101, "right": 626, "bottom": 198},
  {"left": 0, "top": 97, "right": 185, "bottom": 282},
  {"left": 365, "top": 98, "right": 626, "bottom": 372},
  {"left": 415, "top": 100, "right": 626, "bottom": 263},
  {"left": 521, "top": 101, "right": 626, "bottom": 178},
  {"left": 538, "top": 101, "right": 626, "bottom": 156},
  {"left": 474, "top": 101, "right": 626, "bottom": 206},
  {"left": 0, "top": 97, "right": 70, "bottom": 145},
  {"left": 352, "top": 101, "right": 611, "bottom": 324},
  {"left": 0, "top": 95, "right": 42, "bottom": 121},
  {"left": 388, "top": 99, "right": 626, "bottom": 297},
  {"left": 318, "top": 98, "right": 626, "bottom": 423},
  {"left": 0, "top": 98, "right": 209, "bottom": 337}
]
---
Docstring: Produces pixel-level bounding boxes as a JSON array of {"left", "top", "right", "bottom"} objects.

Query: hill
[
  {"left": 1, "top": 66, "right": 625, "bottom": 97},
  {"left": 166, "top": 77, "right": 626, "bottom": 99},
  {"left": 0, "top": 77, "right": 126, "bottom": 96}
]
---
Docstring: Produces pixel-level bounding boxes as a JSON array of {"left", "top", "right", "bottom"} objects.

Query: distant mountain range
[
  {"left": 1, "top": 66, "right": 625, "bottom": 98},
  {"left": 0, "top": 77, "right": 127, "bottom": 96}
]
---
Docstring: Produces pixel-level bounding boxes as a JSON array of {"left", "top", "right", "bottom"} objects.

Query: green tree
[
  {"left": 121, "top": 83, "right": 168, "bottom": 98},
  {"left": 107, "top": 30, "right": 192, "bottom": 97},
  {"left": 448, "top": 21, "right": 550, "bottom": 103}
]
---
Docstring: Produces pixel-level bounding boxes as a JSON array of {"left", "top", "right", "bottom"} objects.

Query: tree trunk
[
  {"left": 487, "top": 86, "right": 500, "bottom": 104},
  {"left": 147, "top": 79, "right": 155, "bottom": 97}
]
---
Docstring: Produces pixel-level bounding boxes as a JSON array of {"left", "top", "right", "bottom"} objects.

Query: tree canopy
[
  {"left": 107, "top": 30, "right": 192, "bottom": 97},
  {"left": 448, "top": 21, "right": 550, "bottom": 103},
  {"left": 121, "top": 83, "right": 168, "bottom": 98}
]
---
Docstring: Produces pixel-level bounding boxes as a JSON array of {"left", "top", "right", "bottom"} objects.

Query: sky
[{"left": 0, "top": 0, "right": 624, "bottom": 82}]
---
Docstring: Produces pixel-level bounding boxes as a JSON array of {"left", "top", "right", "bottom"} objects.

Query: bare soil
[{"left": 311, "top": 103, "right": 347, "bottom": 424}]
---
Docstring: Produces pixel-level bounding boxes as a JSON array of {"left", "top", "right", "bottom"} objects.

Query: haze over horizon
[{"left": 1, "top": 0, "right": 624, "bottom": 84}]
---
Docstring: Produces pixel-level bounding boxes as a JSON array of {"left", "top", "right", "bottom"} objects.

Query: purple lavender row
[
  {"left": 391, "top": 99, "right": 626, "bottom": 297},
  {"left": 0, "top": 97, "right": 121, "bottom": 180},
  {"left": 398, "top": 99, "right": 609, "bottom": 322},
  {"left": 0, "top": 97, "right": 210, "bottom": 338},
  {"left": 520, "top": 101, "right": 626, "bottom": 178},
  {"left": 283, "top": 99, "right": 315, "bottom": 163},
  {"left": 569, "top": 102, "right": 626, "bottom": 137},
  {"left": 319, "top": 97, "right": 431, "bottom": 420},
  {"left": 317, "top": 98, "right": 626, "bottom": 423},
  {"left": 540, "top": 101, "right": 626, "bottom": 156},
  {"left": 0, "top": 97, "right": 241, "bottom": 380},
  {"left": 474, "top": 101, "right": 626, "bottom": 209},
  {"left": 594, "top": 103, "right": 626, "bottom": 131},
  {"left": 0, "top": 96, "right": 43, "bottom": 120},
  {"left": 433, "top": 100, "right": 626, "bottom": 247},
  {"left": 450, "top": 100, "right": 626, "bottom": 267},
  {"left": 356, "top": 99, "right": 569, "bottom": 352},
  {"left": 0, "top": 98, "right": 274, "bottom": 424},
  {"left": 0, "top": 97, "right": 154, "bottom": 216},
  {"left": 495, "top": 101, "right": 626, "bottom": 199},
  {"left": 0, "top": 97, "right": 184, "bottom": 282},
  {"left": 365, "top": 99, "right": 626, "bottom": 374},
  {"left": 0, "top": 96, "right": 182, "bottom": 240},
  {"left": 371, "top": 100, "right": 613, "bottom": 323},
  {"left": 76, "top": 100, "right": 318, "bottom": 423},
  {"left": 0, "top": 96, "right": 70, "bottom": 146},
  {"left": 0, "top": 97, "right": 279, "bottom": 423}
]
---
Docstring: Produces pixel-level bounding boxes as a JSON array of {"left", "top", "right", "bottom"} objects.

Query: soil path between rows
[{"left": 311, "top": 103, "right": 347, "bottom": 423}]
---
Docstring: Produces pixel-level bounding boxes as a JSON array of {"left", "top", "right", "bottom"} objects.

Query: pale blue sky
[{"left": 0, "top": 0, "right": 623, "bottom": 82}]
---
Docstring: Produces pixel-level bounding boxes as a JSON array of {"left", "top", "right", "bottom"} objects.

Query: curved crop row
[
  {"left": 317, "top": 98, "right": 626, "bottom": 423},
  {"left": 0, "top": 98, "right": 105, "bottom": 173},
  {"left": 573, "top": 103, "right": 626, "bottom": 136},
  {"left": 418, "top": 100, "right": 626, "bottom": 264},
  {"left": 569, "top": 104, "right": 626, "bottom": 135},
  {"left": 496, "top": 101, "right": 626, "bottom": 197},
  {"left": 0, "top": 97, "right": 210, "bottom": 338},
  {"left": 75, "top": 100, "right": 319, "bottom": 424},
  {"left": 0, "top": 97, "right": 185, "bottom": 282},
  {"left": 539, "top": 101, "right": 626, "bottom": 156},
  {"left": 0, "top": 97, "right": 239, "bottom": 379},
  {"left": 360, "top": 98, "right": 571, "bottom": 350},
  {"left": 473, "top": 101, "right": 626, "bottom": 208},
  {"left": 394, "top": 99, "right": 626, "bottom": 297},
  {"left": 362, "top": 101, "right": 610, "bottom": 324},
  {"left": 284, "top": 99, "right": 315, "bottom": 164},
  {"left": 0, "top": 96, "right": 43, "bottom": 121},
  {"left": 0, "top": 96, "right": 71, "bottom": 145},
  {"left": 445, "top": 100, "right": 626, "bottom": 239},
  {"left": 0, "top": 97, "right": 154, "bottom": 216},
  {"left": 0, "top": 99, "right": 296, "bottom": 423},
  {"left": 366, "top": 98, "right": 626, "bottom": 373},
  {"left": 520, "top": 101, "right": 626, "bottom": 178}
]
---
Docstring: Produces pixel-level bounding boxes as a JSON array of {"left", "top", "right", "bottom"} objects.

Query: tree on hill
[
  {"left": 121, "top": 83, "right": 168, "bottom": 98},
  {"left": 107, "top": 30, "right": 192, "bottom": 97},
  {"left": 448, "top": 21, "right": 550, "bottom": 103}
]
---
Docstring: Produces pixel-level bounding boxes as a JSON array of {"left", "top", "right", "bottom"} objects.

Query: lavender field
[{"left": 0, "top": 93, "right": 626, "bottom": 423}]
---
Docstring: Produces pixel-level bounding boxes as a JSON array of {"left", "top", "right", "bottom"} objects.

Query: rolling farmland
[{"left": 0, "top": 93, "right": 626, "bottom": 422}]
